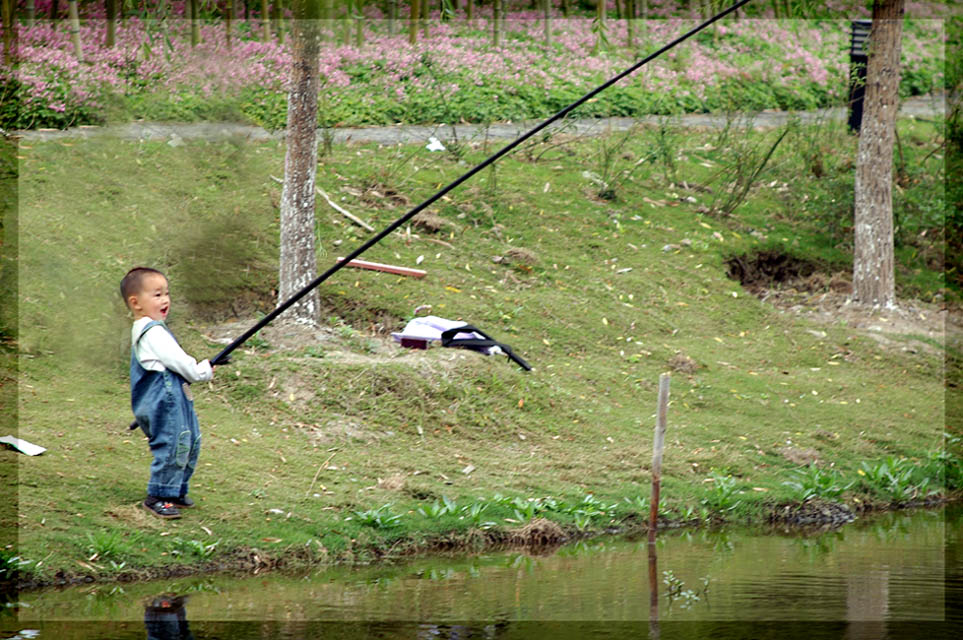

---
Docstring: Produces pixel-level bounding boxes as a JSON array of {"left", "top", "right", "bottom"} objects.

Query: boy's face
[{"left": 128, "top": 273, "right": 170, "bottom": 321}]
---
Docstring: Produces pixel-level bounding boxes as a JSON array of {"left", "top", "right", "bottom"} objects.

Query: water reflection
[
  {"left": 144, "top": 594, "right": 193, "bottom": 640},
  {"left": 10, "top": 507, "right": 960, "bottom": 638}
]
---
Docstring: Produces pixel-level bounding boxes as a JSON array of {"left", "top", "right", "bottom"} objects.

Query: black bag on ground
[{"left": 440, "top": 324, "right": 532, "bottom": 371}]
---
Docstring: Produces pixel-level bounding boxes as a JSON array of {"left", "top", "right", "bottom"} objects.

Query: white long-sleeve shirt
[{"left": 131, "top": 317, "right": 213, "bottom": 384}]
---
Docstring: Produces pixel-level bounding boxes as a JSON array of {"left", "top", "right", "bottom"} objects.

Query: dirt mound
[
  {"left": 768, "top": 499, "right": 856, "bottom": 528},
  {"left": 725, "top": 250, "right": 824, "bottom": 293}
]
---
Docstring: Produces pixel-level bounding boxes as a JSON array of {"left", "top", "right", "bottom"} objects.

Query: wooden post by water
[{"left": 648, "top": 373, "right": 670, "bottom": 543}]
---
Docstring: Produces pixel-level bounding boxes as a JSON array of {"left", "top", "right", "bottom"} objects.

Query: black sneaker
[
  {"left": 143, "top": 497, "right": 181, "bottom": 519},
  {"left": 170, "top": 495, "right": 194, "bottom": 508}
]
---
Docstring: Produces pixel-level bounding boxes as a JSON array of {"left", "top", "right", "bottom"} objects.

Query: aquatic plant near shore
[
  {"left": 783, "top": 463, "right": 855, "bottom": 501},
  {"left": 350, "top": 503, "right": 404, "bottom": 529}
]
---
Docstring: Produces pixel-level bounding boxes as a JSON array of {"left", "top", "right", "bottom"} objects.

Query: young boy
[{"left": 121, "top": 267, "right": 213, "bottom": 519}]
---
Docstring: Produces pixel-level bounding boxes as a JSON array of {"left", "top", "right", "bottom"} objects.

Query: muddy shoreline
[{"left": 9, "top": 495, "right": 955, "bottom": 594}]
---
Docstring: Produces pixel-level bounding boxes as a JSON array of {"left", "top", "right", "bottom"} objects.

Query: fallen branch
[
  {"left": 420, "top": 236, "right": 455, "bottom": 249},
  {"left": 317, "top": 187, "right": 375, "bottom": 232},
  {"left": 336, "top": 257, "right": 427, "bottom": 278},
  {"left": 271, "top": 175, "right": 375, "bottom": 232}
]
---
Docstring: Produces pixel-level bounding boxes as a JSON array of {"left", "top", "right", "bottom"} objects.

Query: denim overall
[{"left": 130, "top": 320, "right": 201, "bottom": 499}]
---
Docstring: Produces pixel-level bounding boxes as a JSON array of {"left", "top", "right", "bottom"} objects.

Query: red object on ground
[{"left": 336, "top": 258, "right": 427, "bottom": 278}]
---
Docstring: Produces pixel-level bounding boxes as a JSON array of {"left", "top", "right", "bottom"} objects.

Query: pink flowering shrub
[{"left": 0, "top": 7, "right": 945, "bottom": 131}]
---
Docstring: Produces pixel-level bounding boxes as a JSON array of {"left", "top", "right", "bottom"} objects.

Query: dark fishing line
[{"left": 210, "top": 0, "right": 753, "bottom": 366}]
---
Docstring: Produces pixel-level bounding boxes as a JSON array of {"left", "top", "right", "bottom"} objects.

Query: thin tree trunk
[
  {"left": 279, "top": 0, "right": 322, "bottom": 325},
  {"left": 354, "top": 0, "right": 363, "bottom": 48},
  {"left": 323, "top": 0, "right": 333, "bottom": 40},
  {"left": 190, "top": 0, "right": 200, "bottom": 47},
  {"left": 67, "top": 0, "right": 82, "bottom": 60},
  {"left": 261, "top": 0, "right": 271, "bottom": 41},
  {"left": 626, "top": 0, "right": 634, "bottom": 49},
  {"left": 466, "top": 0, "right": 472, "bottom": 22},
  {"left": 387, "top": 0, "right": 396, "bottom": 35},
  {"left": 51, "top": 0, "right": 60, "bottom": 21},
  {"left": 106, "top": 0, "right": 117, "bottom": 48},
  {"left": 409, "top": 0, "right": 418, "bottom": 44},
  {"left": 273, "top": 0, "right": 284, "bottom": 44},
  {"left": 542, "top": 0, "right": 550, "bottom": 46},
  {"left": 421, "top": 0, "right": 428, "bottom": 38},
  {"left": 853, "top": 0, "right": 904, "bottom": 308},
  {"left": 493, "top": 0, "right": 501, "bottom": 48},
  {"left": 1, "top": 0, "right": 12, "bottom": 60},
  {"left": 595, "top": 0, "right": 606, "bottom": 51},
  {"left": 25, "top": 0, "right": 35, "bottom": 28},
  {"left": 227, "top": 0, "right": 234, "bottom": 48}
]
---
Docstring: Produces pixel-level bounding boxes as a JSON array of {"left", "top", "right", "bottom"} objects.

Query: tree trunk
[
  {"left": 542, "top": 0, "right": 550, "bottom": 46},
  {"left": 408, "top": 0, "right": 418, "bottom": 44},
  {"left": 106, "top": 0, "right": 117, "bottom": 48},
  {"left": 25, "top": 0, "right": 35, "bottom": 28},
  {"left": 51, "top": 0, "right": 60, "bottom": 21},
  {"left": 322, "top": 0, "right": 334, "bottom": 40},
  {"left": 626, "top": 0, "right": 634, "bottom": 49},
  {"left": 273, "top": 0, "right": 284, "bottom": 44},
  {"left": 279, "top": 0, "right": 322, "bottom": 325},
  {"left": 420, "top": 0, "right": 428, "bottom": 38},
  {"left": 190, "top": 0, "right": 200, "bottom": 47},
  {"left": 1, "top": 0, "right": 12, "bottom": 60},
  {"left": 261, "top": 0, "right": 271, "bottom": 41},
  {"left": 67, "top": 0, "right": 82, "bottom": 60},
  {"left": 493, "top": 0, "right": 500, "bottom": 47},
  {"left": 853, "top": 0, "right": 904, "bottom": 308},
  {"left": 225, "top": 0, "right": 233, "bottom": 48},
  {"left": 354, "top": 0, "right": 363, "bottom": 48},
  {"left": 387, "top": 0, "right": 396, "bottom": 35}
]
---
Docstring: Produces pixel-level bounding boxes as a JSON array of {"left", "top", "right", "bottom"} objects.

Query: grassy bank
[{"left": 5, "top": 110, "right": 958, "bottom": 587}]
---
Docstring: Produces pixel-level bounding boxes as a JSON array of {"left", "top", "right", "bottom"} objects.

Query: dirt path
[{"left": 14, "top": 95, "right": 946, "bottom": 145}]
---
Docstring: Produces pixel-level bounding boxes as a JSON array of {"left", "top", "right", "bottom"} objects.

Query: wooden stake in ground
[{"left": 648, "top": 373, "right": 670, "bottom": 544}]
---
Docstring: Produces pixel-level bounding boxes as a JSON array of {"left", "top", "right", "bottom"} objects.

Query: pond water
[{"left": 5, "top": 505, "right": 960, "bottom": 639}]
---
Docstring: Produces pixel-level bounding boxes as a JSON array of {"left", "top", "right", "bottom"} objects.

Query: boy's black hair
[{"left": 120, "top": 267, "right": 166, "bottom": 308}]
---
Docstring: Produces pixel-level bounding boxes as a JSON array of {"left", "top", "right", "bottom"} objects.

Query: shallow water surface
[{"left": 6, "top": 505, "right": 961, "bottom": 639}]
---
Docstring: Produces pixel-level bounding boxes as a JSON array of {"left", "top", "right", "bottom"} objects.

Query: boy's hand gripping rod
[{"left": 206, "top": 0, "right": 751, "bottom": 370}]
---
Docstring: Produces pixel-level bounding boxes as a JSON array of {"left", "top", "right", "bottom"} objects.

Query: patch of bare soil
[
  {"left": 759, "top": 282, "right": 957, "bottom": 356},
  {"left": 726, "top": 250, "right": 959, "bottom": 355}
]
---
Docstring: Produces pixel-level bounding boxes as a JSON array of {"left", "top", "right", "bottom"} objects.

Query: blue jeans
[{"left": 130, "top": 322, "right": 202, "bottom": 499}]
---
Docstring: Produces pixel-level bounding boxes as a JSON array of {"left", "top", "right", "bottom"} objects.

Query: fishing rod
[{"left": 209, "top": 0, "right": 753, "bottom": 368}]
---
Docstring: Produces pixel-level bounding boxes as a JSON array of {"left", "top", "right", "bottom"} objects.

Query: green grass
[{"left": 6, "top": 113, "right": 954, "bottom": 584}]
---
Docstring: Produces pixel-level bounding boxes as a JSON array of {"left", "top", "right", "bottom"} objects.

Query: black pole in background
[
  {"left": 848, "top": 19, "right": 872, "bottom": 133},
  {"left": 210, "top": 0, "right": 754, "bottom": 366}
]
